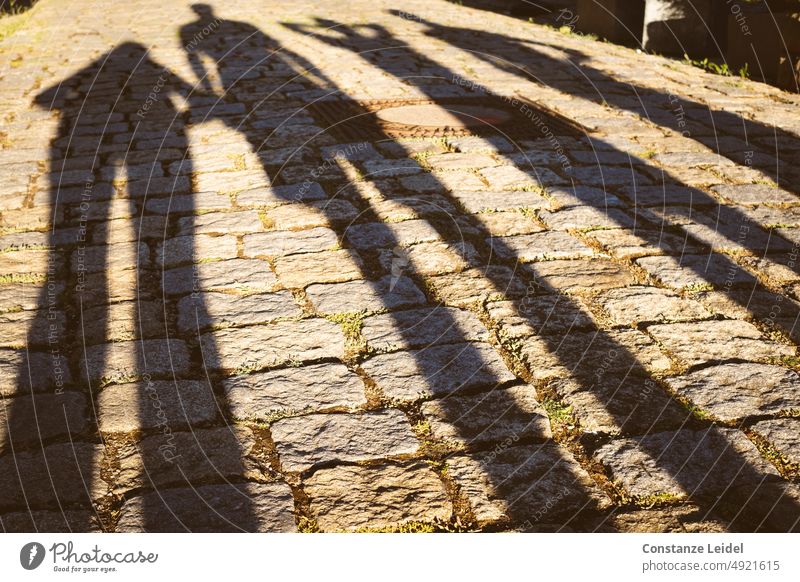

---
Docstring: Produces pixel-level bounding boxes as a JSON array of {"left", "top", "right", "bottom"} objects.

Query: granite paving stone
[
  {"left": 305, "top": 462, "right": 452, "bottom": 531},
  {"left": 271, "top": 410, "right": 419, "bottom": 472},
  {"left": 448, "top": 444, "right": 611, "bottom": 526},
  {"left": 224, "top": 362, "right": 367, "bottom": 418}
]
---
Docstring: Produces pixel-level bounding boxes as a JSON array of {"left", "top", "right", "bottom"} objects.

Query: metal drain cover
[
  {"left": 307, "top": 97, "right": 585, "bottom": 141},
  {"left": 374, "top": 104, "right": 512, "bottom": 128}
]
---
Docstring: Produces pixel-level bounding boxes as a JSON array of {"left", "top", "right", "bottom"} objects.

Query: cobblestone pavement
[{"left": 1, "top": 0, "right": 799, "bottom": 532}]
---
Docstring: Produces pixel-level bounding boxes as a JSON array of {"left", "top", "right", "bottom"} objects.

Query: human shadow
[
  {"left": 175, "top": 8, "right": 619, "bottom": 530},
  {"left": 417, "top": 15, "right": 800, "bottom": 194},
  {"left": 280, "top": 17, "right": 800, "bottom": 531},
  {"left": 175, "top": 5, "right": 800, "bottom": 523},
  {"left": 412, "top": 14, "right": 800, "bottom": 337},
  {"left": 0, "top": 41, "right": 262, "bottom": 532}
]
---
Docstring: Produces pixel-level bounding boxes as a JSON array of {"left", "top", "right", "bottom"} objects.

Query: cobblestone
[
  {"left": 519, "top": 326, "right": 673, "bottom": 381},
  {"left": 451, "top": 189, "right": 549, "bottom": 213},
  {"left": 448, "top": 444, "right": 611, "bottom": 526},
  {"left": 378, "top": 241, "right": 478, "bottom": 275},
  {"left": 487, "top": 296, "right": 596, "bottom": 336},
  {"left": 345, "top": 219, "right": 441, "bottom": 250},
  {"left": 305, "top": 276, "right": 426, "bottom": 314},
  {"left": 476, "top": 211, "right": 545, "bottom": 236},
  {"left": 0, "top": 349, "right": 72, "bottom": 396},
  {"left": 711, "top": 184, "right": 798, "bottom": 206},
  {"left": 97, "top": 380, "right": 217, "bottom": 433},
  {"left": 361, "top": 342, "right": 517, "bottom": 401},
  {"left": 164, "top": 258, "right": 277, "bottom": 296},
  {"left": 421, "top": 385, "right": 551, "bottom": 446},
  {"left": 201, "top": 319, "right": 345, "bottom": 372},
  {"left": 361, "top": 307, "right": 489, "bottom": 352},
  {"left": 275, "top": 249, "right": 364, "bottom": 288},
  {"left": 488, "top": 231, "right": 594, "bottom": 262},
  {"left": 115, "top": 482, "right": 297, "bottom": 532},
  {"left": 305, "top": 462, "right": 452, "bottom": 531},
  {"left": 427, "top": 266, "right": 527, "bottom": 306},
  {"left": 595, "top": 286, "right": 712, "bottom": 325},
  {"left": 178, "top": 210, "right": 264, "bottom": 235},
  {"left": 0, "top": 392, "right": 86, "bottom": 448},
  {"left": 177, "top": 290, "right": 300, "bottom": 332},
  {"left": 0, "top": 443, "right": 105, "bottom": 511},
  {"left": 0, "top": 510, "right": 102, "bottom": 532},
  {"left": 83, "top": 339, "right": 191, "bottom": 384},
  {"left": 243, "top": 227, "right": 338, "bottom": 258},
  {"left": 636, "top": 254, "right": 758, "bottom": 289},
  {"left": 647, "top": 320, "right": 794, "bottom": 366},
  {"left": 665, "top": 363, "right": 800, "bottom": 421},
  {"left": 224, "top": 363, "right": 366, "bottom": 419},
  {"left": 263, "top": 199, "right": 359, "bottom": 230},
  {"left": 1, "top": 308, "right": 65, "bottom": 347},
  {"left": 527, "top": 259, "right": 634, "bottom": 292},
  {"left": 83, "top": 300, "right": 164, "bottom": 344},
  {"left": 594, "top": 428, "right": 782, "bottom": 500},
  {"left": 540, "top": 207, "right": 635, "bottom": 230},
  {"left": 271, "top": 410, "right": 419, "bottom": 472},
  {"left": 114, "top": 427, "right": 259, "bottom": 493},
  {"left": 750, "top": 418, "right": 800, "bottom": 467},
  {"left": 157, "top": 234, "right": 238, "bottom": 267}
]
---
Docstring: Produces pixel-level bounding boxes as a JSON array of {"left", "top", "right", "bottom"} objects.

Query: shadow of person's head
[
  {"left": 34, "top": 42, "right": 157, "bottom": 109},
  {"left": 191, "top": 3, "right": 215, "bottom": 19}
]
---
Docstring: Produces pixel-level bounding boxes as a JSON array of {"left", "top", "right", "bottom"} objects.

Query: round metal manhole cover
[{"left": 375, "top": 104, "right": 512, "bottom": 128}]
